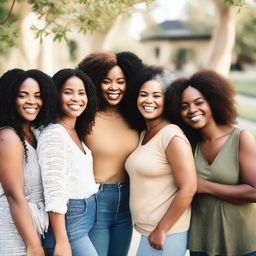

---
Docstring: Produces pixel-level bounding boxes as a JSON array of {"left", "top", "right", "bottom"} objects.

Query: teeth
[
  {"left": 25, "top": 108, "right": 36, "bottom": 114},
  {"left": 69, "top": 105, "right": 81, "bottom": 110},
  {"left": 108, "top": 94, "right": 119, "bottom": 100},
  {"left": 191, "top": 115, "right": 203, "bottom": 121},
  {"left": 144, "top": 106, "right": 155, "bottom": 112}
]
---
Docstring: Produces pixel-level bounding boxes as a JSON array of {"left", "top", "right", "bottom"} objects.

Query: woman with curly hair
[
  {"left": 77, "top": 51, "right": 143, "bottom": 256},
  {"left": 166, "top": 69, "right": 256, "bottom": 256},
  {"left": 37, "top": 69, "right": 99, "bottom": 256},
  {"left": 0, "top": 68, "right": 57, "bottom": 255},
  {"left": 125, "top": 65, "right": 196, "bottom": 256}
]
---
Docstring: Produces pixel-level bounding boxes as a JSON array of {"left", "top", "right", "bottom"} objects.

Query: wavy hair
[
  {"left": 77, "top": 51, "right": 144, "bottom": 129},
  {"left": 0, "top": 68, "right": 57, "bottom": 156},
  {"left": 127, "top": 65, "right": 175, "bottom": 132},
  {"left": 165, "top": 69, "right": 237, "bottom": 146},
  {"left": 52, "top": 68, "right": 98, "bottom": 140}
]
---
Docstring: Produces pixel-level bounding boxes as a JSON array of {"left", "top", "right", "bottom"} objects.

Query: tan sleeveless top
[{"left": 189, "top": 128, "right": 256, "bottom": 256}]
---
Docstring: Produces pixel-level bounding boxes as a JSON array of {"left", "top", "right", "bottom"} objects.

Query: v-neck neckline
[
  {"left": 59, "top": 124, "right": 87, "bottom": 155},
  {"left": 140, "top": 124, "right": 172, "bottom": 146},
  {"left": 197, "top": 128, "right": 236, "bottom": 166}
]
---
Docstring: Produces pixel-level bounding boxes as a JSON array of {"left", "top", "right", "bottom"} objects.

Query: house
[{"left": 139, "top": 20, "right": 212, "bottom": 72}]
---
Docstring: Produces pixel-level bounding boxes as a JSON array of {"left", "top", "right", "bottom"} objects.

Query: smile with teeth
[
  {"left": 143, "top": 106, "right": 156, "bottom": 112},
  {"left": 68, "top": 104, "right": 82, "bottom": 110},
  {"left": 190, "top": 114, "right": 203, "bottom": 121},
  {"left": 107, "top": 93, "right": 120, "bottom": 100},
  {"left": 24, "top": 108, "right": 37, "bottom": 114}
]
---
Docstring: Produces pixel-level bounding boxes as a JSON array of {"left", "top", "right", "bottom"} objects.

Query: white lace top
[{"left": 37, "top": 123, "right": 99, "bottom": 214}]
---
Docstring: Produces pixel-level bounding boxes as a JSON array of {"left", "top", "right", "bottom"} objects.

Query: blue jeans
[
  {"left": 190, "top": 251, "right": 256, "bottom": 256},
  {"left": 42, "top": 195, "right": 97, "bottom": 256},
  {"left": 136, "top": 231, "right": 188, "bottom": 256},
  {"left": 89, "top": 182, "right": 132, "bottom": 256}
]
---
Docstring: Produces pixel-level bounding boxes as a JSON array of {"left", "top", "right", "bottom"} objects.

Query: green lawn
[
  {"left": 231, "top": 79, "right": 256, "bottom": 137},
  {"left": 232, "top": 79, "right": 256, "bottom": 97},
  {"left": 236, "top": 100, "right": 256, "bottom": 123}
]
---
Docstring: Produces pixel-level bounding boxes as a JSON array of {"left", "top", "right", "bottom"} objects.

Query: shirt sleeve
[
  {"left": 37, "top": 124, "right": 68, "bottom": 214},
  {"left": 161, "top": 124, "right": 190, "bottom": 151}
]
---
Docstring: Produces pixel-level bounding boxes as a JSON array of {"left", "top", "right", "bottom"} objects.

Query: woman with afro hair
[
  {"left": 77, "top": 51, "right": 143, "bottom": 256},
  {"left": 166, "top": 69, "right": 256, "bottom": 256}
]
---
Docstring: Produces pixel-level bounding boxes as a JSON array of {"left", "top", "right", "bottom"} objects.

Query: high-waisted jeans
[
  {"left": 136, "top": 231, "right": 188, "bottom": 256},
  {"left": 89, "top": 181, "right": 132, "bottom": 256},
  {"left": 42, "top": 194, "right": 97, "bottom": 256}
]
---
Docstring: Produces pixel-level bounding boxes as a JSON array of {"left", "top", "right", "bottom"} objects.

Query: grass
[
  {"left": 230, "top": 79, "right": 256, "bottom": 136},
  {"left": 232, "top": 79, "right": 256, "bottom": 97},
  {"left": 236, "top": 100, "right": 256, "bottom": 123}
]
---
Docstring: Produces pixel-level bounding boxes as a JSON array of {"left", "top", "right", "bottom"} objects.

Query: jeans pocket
[{"left": 66, "top": 199, "right": 87, "bottom": 219}]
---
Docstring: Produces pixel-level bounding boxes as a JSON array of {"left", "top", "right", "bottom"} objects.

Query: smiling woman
[
  {"left": 0, "top": 68, "right": 57, "bottom": 255},
  {"left": 125, "top": 65, "right": 196, "bottom": 256},
  {"left": 77, "top": 51, "right": 144, "bottom": 256},
  {"left": 166, "top": 69, "right": 256, "bottom": 256},
  {"left": 37, "top": 69, "right": 99, "bottom": 256}
]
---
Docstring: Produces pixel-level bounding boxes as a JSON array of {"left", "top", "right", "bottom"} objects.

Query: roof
[{"left": 141, "top": 20, "right": 212, "bottom": 41}]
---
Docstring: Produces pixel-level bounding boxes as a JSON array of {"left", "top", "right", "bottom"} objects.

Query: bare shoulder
[
  {"left": 239, "top": 129, "right": 256, "bottom": 153},
  {"left": 0, "top": 128, "right": 23, "bottom": 154}
]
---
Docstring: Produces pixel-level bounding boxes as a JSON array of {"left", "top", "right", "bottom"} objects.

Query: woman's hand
[
  {"left": 148, "top": 227, "right": 166, "bottom": 250},
  {"left": 196, "top": 175, "right": 209, "bottom": 194},
  {"left": 27, "top": 246, "right": 45, "bottom": 256},
  {"left": 53, "top": 241, "right": 72, "bottom": 256}
]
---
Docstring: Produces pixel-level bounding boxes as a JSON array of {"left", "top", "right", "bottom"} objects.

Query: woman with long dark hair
[
  {"left": 38, "top": 69, "right": 99, "bottom": 256},
  {"left": 0, "top": 68, "right": 57, "bottom": 255},
  {"left": 77, "top": 51, "right": 143, "bottom": 256}
]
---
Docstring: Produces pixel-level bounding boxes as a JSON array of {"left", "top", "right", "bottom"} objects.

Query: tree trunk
[{"left": 206, "top": 0, "right": 237, "bottom": 76}]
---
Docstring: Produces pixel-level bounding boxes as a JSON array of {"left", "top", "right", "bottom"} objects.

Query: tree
[
  {"left": 236, "top": 7, "right": 256, "bottom": 66},
  {"left": 185, "top": 0, "right": 248, "bottom": 76},
  {"left": 0, "top": 0, "right": 152, "bottom": 48}
]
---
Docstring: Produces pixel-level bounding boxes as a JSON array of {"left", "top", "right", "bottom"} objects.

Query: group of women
[{"left": 0, "top": 50, "right": 255, "bottom": 256}]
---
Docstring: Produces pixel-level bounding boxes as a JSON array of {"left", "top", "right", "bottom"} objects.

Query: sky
[{"left": 129, "top": 0, "right": 187, "bottom": 39}]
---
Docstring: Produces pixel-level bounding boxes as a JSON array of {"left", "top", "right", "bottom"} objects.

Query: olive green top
[{"left": 188, "top": 128, "right": 256, "bottom": 256}]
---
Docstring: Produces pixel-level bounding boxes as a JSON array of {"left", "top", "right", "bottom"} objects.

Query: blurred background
[{"left": 0, "top": 0, "right": 256, "bottom": 136}]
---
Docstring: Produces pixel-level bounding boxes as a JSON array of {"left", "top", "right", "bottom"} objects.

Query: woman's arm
[
  {"left": 0, "top": 129, "right": 44, "bottom": 255},
  {"left": 197, "top": 130, "right": 256, "bottom": 204},
  {"left": 37, "top": 125, "right": 71, "bottom": 256},
  {"left": 148, "top": 136, "right": 197, "bottom": 250},
  {"left": 48, "top": 213, "right": 71, "bottom": 256}
]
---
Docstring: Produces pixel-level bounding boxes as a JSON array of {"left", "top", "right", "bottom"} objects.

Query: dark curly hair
[
  {"left": 77, "top": 51, "right": 116, "bottom": 110},
  {"left": 77, "top": 51, "right": 144, "bottom": 129},
  {"left": 52, "top": 68, "right": 98, "bottom": 140},
  {"left": 0, "top": 68, "right": 58, "bottom": 156},
  {"left": 127, "top": 65, "right": 175, "bottom": 132},
  {"left": 165, "top": 69, "right": 237, "bottom": 146}
]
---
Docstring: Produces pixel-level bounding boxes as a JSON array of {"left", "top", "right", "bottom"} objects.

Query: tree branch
[{"left": 1, "top": 0, "right": 16, "bottom": 25}]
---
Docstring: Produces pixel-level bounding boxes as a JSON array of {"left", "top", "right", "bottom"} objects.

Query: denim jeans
[
  {"left": 190, "top": 251, "right": 256, "bottom": 256},
  {"left": 136, "top": 231, "right": 188, "bottom": 256},
  {"left": 89, "top": 181, "right": 132, "bottom": 256},
  {"left": 42, "top": 195, "right": 97, "bottom": 256}
]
